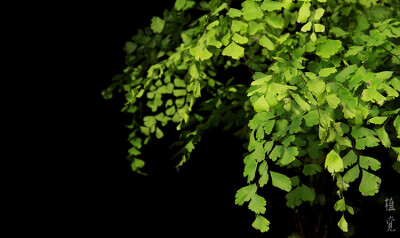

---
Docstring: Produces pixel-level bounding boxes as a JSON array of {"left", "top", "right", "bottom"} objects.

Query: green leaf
[
  {"left": 173, "top": 89, "right": 187, "bottom": 97},
  {"left": 265, "top": 15, "right": 284, "bottom": 29},
  {"left": 185, "top": 141, "right": 195, "bottom": 152},
  {"left": 319, "top": 67, "right": 337, "bottom": 77},
  {"left": 285, "top": 186, "right": 302, "bottom": 208},
  {"left": 189, "top": 45, "right": 213, "bottom": 61},
  {"left": 261, "top": 0, "right": 284, "bottom": 11},
  {"left": 248, "top": 194, "right": 267, "bottom": 214},
  {"left": 244, "top": 153, "right": 258, "bottom": 183},
  {"left": 253, "top": 95, "right": 270, "bottom": 112},
  {"left": 251, "top": 72, "right": 273, "bottom": 85},
  {"left": 285, "top": 184, "right": 315, "bottom": 208},
  {"left": 174, "top": 78, "right": 187, "bottom": 88},
  {"left": 151, "top": 17, "right": 165, "bottom": 33},
  {"left": 347, "top": 205, "right": 354, "bottom": 215},
  {"left": 256, "top": 126, "right": 265, "bottom": 140},
  {"left": 143, "top": 116, "right": 156, "bottom": 128},
  {"left": 352, "top": 126, "right": 380, "bottom": 149},
  {"left": 282, "top": 135, "right": 295, "bottom": 147},
  {"left": 252, "top": 215, "right": 270, "bottom": 233},
  {"left": 314, "top": 24, "right": 325, "bottom": 32},
  {"left": 301, "top": 21, "right": 312, "bottom": 32},
  {"left": 303, "top": 110, "right": 319, "bottom": 127},
  {"left": 394, "top": 115, "right": 400, "bottom": 138},
  {"left": 359, "top": 156, "right": 381, "bottom": 171},
  {"left": 343, "top": 164, "right": 360, "bottom": 183},
  {"left": 258, "top": 160, "right": 269, "bottom": 187},
  {"left": 375, "top": 126, "right": 391, "bottom": 148},
  {"left": 359, "top": 169, "right": 381, "bottom": 196},
  {"left": 300, "top": 184, "right": 316, "bottom": 202},
  {"left": 253, "top": 141, "right": 266, "bottom": 162},
  {"left": 330, "top": 27, "right": 348, "bottom": 38},
  {"left": 231, "top": 20, "right": 248, "bottom": 34},
  {"left": 314, "top": 8, "right": 325, "bottom": 21},
  {"left": 303, "top": 164, "right": 322, "bottom": 176},
  {"left": 269, "top": 145, "right": 282, "bottom": 161},
  {"left": 226, "top": 8, "right": 242, "bottom": 18},
  {"left": 297, "top": 2, "right": 311, "bottom": 23},
  {"left": 248, "top": 111, "right": 275, "bottom": 129},
  {"left": 310, "top": 32, "right": 317, "bottom": 42},
  {"left": 316, "top": 39, "right": 342, "bottom": 58},
  {"left": 155, "top": 127, "right": 164, "bottom": 139},
  {"left": 131, "top": 158, "right": 145, "bottom": 172},
  {"left": 248, "top": 21, "right": 265, "bottom": 35},
  {"left": 206, "top": 20, "right": 219, "bottom": 30},
  {"left": 308, "top": 77, "right": 326, "bottom": 95},
  {"left": 345, "top": 46, "right": 364, "bottom": 57},
  {"left": 361, "top": 88, "right": 386, "bottom": 105},
  {"left": 338, "top": 215, "right": 348, "bottom": 232},
  {"left": 325, "top": 150, "right": 343, "bottom": 173},
  {"left": 270, "top": 171, "right": 292, "bottom": 192},
  {"left": 292, "top": 93, "right": 311, "bottom": 111},
  {"left": 280, "top": 146, "right": 298, "bottom": 165},
  {"left": 335, "top": 65, "right": 358, "bottom": 83},
  {"left": 174, "top": 0, "right": 186, "bottom": 11},
  {"left": 212, "top": 3, "right": 227, "bottom": 16},
  {"left": 334, "top": 198, "right": 346, "bottom": 211},
  {"left": 222, "top": 41, "right": 245, "bottom": 59},
  {"left": 326, "top": 94, "right": 341, "bottom": 109},
  {"left": 368, "top": 117, "right": 387, "bottom": 125},
  {"left": 259, "top": 35, "right": 275, "bottom": 50},
  {"left": 242, "top": 0, "right": 264, "bottom": 20},
  {"left": 232, "top": 33, "right": 248, "bottom": 44},
  {"left": 235, "top": 184, "right": 257, "bottom": 205}
]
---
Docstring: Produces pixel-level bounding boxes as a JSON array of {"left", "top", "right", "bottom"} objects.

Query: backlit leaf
[
  {"left": 249, "top": 194, "right": 267, "bottom": 214},
  {"left": 314, "top": 24, "right": 325, "bottom": 32},
  {"left": 338, "top": 215, "right": 348, "bottom": 232},
  {"left": 226, "top": 8, "right": 242, "bottom": 18},
  {"left": 259, "top": 35, "right": 275, "bottom": 50},
  {"left": 232, "top": 33, "right": 249, "bottom": 44},
  {"left": 270, "top": 171, "right": 292, "bottom": 192},
  {"left": 319, "top": 67, "right": 337, "bottom": 77},
  {"left": 314, "top": 8, "right": 325, "bottom": 21},
  {"left": 280, "top": 146, "right": 298, "bottom": 165},
  {"left": 375, "top": 126, "right": 391, "bottom": 148},
  {"left": 253, "top": 95, "right": 270, "bottom": 112},
  {"left": 252, "top": 215, "right": 270, "bottom": 232},
  {"left": 359, "top": 169, "right": 381, "bottom": 196},
  {"left": 151, "top": 17, "right": 165, "bottom": 33},
  {"left": 222, "top": 41, "right": 245, "bottom": 59},
  {"left": 326, "top": 94, "right": 341, "bottom": 109},
  {"left": 325, "top": 150, "right": 343, "bottom": 173},
  {"left": 316, "top": 39, "right": 342, "bottom": 58},
  {"left": 359, "top": 156, "right": 381, "bottom": 171},
  {"left": 261, "top": 0, "right": 284, "bottom": 11},
  {"left": 343, "top": 164, "right": 360, "bottom": 183},
  {"left": 242, "top": 0, "right": 264, "bottom": 20},
  {"left": 235, "top": 184, "right": 257, "bottom": 205},
  {"left": 334, "top": 198, "right": 346, "bottom": 211},
  {"left": 368, "top": 117, "right": 387, "bottom": 125},
  {"left": 297, "top": 2, "right": 311, "bottom": 23}
]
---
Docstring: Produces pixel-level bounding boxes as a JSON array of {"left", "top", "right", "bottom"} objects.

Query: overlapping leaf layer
[{"left": 105, "top": 0, "right": 400, "bottom": 233}]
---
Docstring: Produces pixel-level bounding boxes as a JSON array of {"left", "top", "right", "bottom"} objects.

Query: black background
[{"left": 8, "top": 1, "right": 399, "bottom": 237}]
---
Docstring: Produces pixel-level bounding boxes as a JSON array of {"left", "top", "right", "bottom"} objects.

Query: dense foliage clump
[{"left": 104, "top": 0, "right": 400, "bottom": 234}]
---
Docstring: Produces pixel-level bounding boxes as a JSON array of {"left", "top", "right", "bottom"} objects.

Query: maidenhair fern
[{"left": 104, "top": 0, "right": 400, "bottom": 234}]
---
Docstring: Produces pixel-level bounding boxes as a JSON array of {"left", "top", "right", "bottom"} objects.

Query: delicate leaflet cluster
[{"left": 105, "top": 0, "right": 400, "bottom": 234}]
